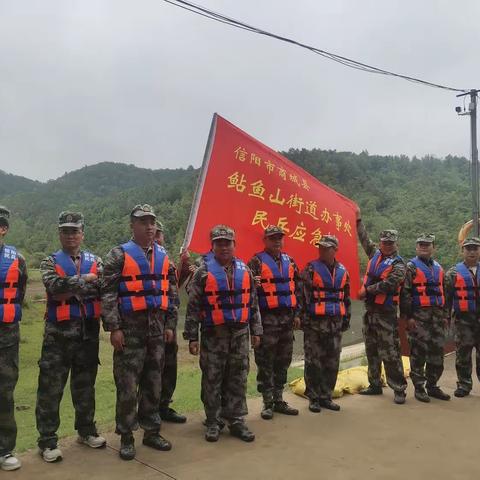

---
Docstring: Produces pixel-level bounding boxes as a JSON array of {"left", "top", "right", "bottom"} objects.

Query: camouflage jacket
[
  {"left": 357, "top": 220, "right": 406, "bottom": 312},
  {"left": 301, "top": 260, "right": 351, "bottom": 324},
  {"left": 444, "top": 263, "right": 480, "bottom": 322},
  {"left": 177, "top": 256, "right": 193, "bottom": 289},
  {"left": 40, "top": 250, "right": 103, "bottom": 339},
  {"left": 399, "top": 257, "right": 448, "bottom": 321},
  {"left": 0, "top": 244, "right": 27, "bottom": 348},
  {"left": 183, "top": 259, "right": 263, "bottom": 341},
  {"left": 247, "top": 251, "right": 303, "bottom": 317},
  {"left": 101, "top": 242, "right": 178, "bottom": 336},
  {"left": 182, "top": 253, "right": 212, "bottom": 295}
]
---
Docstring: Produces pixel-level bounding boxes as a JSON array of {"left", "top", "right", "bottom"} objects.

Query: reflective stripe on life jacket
[
  {"left": 202, "top": 256, "right": 251, "bottom": 326},
  {"left": 118, "top": 241, "right": 170, "bottom": 313},
  {"left": 410, "top": 257, "right": 445, "bottom": 308},
  {"left": 256, "top": 251, "right": 297, "bottom": 310},
  {"left": 309, "top": 259, "right": 347, "bottom": 316},
  {"left": 363, "top": 249, "right": 403, "bottom": 306},
  {"left": 46, "top": 250, "right": 101, "bottom": 322},
  {"left": 453, "top": 262, "right": 480, "bottom": 314},
  {"left": 0, "top": 245, "right": 22, "bottom": 324}
]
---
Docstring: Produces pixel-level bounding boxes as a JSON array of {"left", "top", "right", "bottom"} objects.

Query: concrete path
[{"left": 15, "top": 355, "right": 479, "bottom": 479}]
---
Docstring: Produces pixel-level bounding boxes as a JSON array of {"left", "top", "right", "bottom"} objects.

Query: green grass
[{"left": 14, "top": 300, "right": 305, "bottom": 452}]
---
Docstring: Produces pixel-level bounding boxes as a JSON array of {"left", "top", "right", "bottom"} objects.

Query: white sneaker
[
  {"left": 78, "top": 435, "right": 106, "bottom": 448},
  {"left": 0, "top": 454, "right": 21, "bottom": 471},
  {"left": 41, "top": 447, "right": 63, "bottom": 463}
]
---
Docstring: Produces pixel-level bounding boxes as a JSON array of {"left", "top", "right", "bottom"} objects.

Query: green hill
[{"left": 0, "top": 152, "right": 472, "bottom": 270}]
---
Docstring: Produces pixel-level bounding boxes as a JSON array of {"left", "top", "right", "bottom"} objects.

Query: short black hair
[{"left": 0, "top": 218, "right": 9, "bottom": 228}]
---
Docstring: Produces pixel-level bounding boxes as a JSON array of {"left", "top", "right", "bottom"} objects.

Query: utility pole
[{"left": 457, "top": 89, "right": 480, "bottom": 236}]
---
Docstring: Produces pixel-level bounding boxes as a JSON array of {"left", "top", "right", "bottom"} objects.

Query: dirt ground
[{"left": 13, "top": 354, "right": 480, "bottom": 480}]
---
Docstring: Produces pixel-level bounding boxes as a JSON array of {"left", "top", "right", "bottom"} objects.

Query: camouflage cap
[
  {"left": 0, "top": 206, "right": 10, "bottom": 219},
  {"left": 264, "top": 225, "right": 285, "bottom": 237},
  {"left": 0, "top": 206, "right": 10, "bottom": 226},
  {"left": 210, "top": 224, "right": 235, "bottom": 242},
  {"left": 462, "top": 237, "right": 480, "bottom": 247},
  {"left": 58, "top": 211, "right": 84, "bottom": 229},
  {"left": 130, "top": 204, "right": 156, "bottom": 219},
  {"left": 317, "top": 234, "right": 339, "bottom": 248},
  {"left": 155, "top": 220, "right": 164, "bottom": 232},
  {"left": 379, "top": 229, "right": 398, "bottom": 242},
  {"left": 416, "top": 233, "right": 435, "bottom": 244}
]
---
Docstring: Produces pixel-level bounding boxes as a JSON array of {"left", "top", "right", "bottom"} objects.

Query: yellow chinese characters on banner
[{"left": 185, "top": 114, "right": 360, "bottom": 295}]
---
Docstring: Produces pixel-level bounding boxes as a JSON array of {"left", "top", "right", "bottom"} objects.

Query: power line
[{"left": 162, "top": 0, "right": 467, "bottom": 93}]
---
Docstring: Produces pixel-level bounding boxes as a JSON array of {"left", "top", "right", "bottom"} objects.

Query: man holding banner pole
[
  {"left": 356, "top": 209, "right": 408, "bottom": 404},
  {"left": 154, "top": 222, "right": 187, "bottom": 424},
  {"left": 248, "top": 225, "right": 301, "bottom": 420},
  {"left": 184, "top": 225, "right": 262, "bottom": 443}
]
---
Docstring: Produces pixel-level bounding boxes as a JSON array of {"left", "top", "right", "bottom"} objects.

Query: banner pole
[{"left": 181, "top": 113, "right": 218, "bottom": 252}]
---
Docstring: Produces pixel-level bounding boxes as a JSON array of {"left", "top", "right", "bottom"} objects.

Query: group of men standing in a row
[{"left": 1, "top": 203, "right": 480, "bottom": 472}]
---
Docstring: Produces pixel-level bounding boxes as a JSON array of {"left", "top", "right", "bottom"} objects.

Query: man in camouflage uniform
[
  {"left": 357, "top": 211, "right": 408, "bottom": 403},
  {"left": 302, "top": 235, "right": 351, "bottom": 412},
  {"left": 184, "top": 225, "right": 262, "bottom": 443},
  {"left": 0, "top": 207, "right": 27, "bottom": 472},
  {"left": 154, "top": 221, "right": 186, "bottom": 424},
  {"left": 36, "top": 212, "right": 105, "bottom": 463},
  {"left": 102, "top": 205, "right": 178, "bottom": 460},
  {"left": 400, "top": 234, "right": 450, "bottom": 402},
  {"left": 445, "top": 237, "right": 480, "bottom": 397},
  {"left": 248, "top": 225, "right": 301, "bottom": 420}
]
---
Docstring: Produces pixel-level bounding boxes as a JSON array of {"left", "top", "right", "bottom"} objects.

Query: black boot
[
  {"left": 142, "top": 432, "right": 172, "bottom": 451},
  {"left": 308, "top": 400, "right": 321, "bottom": 413},
  {"left": 273, "top": 401, "right": 299, "bottom": 416},
  {"left": 261, "top": 402, "right": 274, "bottom": 420},
  {"left": 414, "top": 387, "right": 430, "bottom": 403},
  {"left": 119, "top": 434, "right": 135, "bottom": 461},
  {"left": 229, "top": 423, "right": 255, "bottom": 442},
  {"left": 394, "top": 391, "right": 406, "bottom": 404},
  {"left": 427, "top": 386, "right": 451, "bottom": 401},
  {"left": 359, "top": 385, "right": 383, "bottom": 395},
  {"left": 205, "top": 424, "right": 220, "bottom": 442},
  {"left": 160, "top": 407, "right": 187, "bottom": 423},
  {"left": 319, "top": 399, "right": 341, "bottom": 411},
  {"left": 454, "top": 387, "right": 470, "bottom": 398}
]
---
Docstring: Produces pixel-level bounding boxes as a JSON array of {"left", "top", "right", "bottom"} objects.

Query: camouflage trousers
[
  {"left": 160, "top": 339, "right": 178, "bottom": 410},
  {"left": 254, "top": 322, "right": 293, "bottom": 403},
  {"left": 407, "top": 313, "right": 445, "bottom": 389},
  {"left": 303, "top": 317, "right": 342, "bottom": 401},
  {"left": 0, "top": 342, "right": 19, "bottom": 455},
  {"left": 113, "top": 334, "right": 164, "bottom": 435},
  {"left": 363, "top": 311, "right": 407, "bottom": 392},
  {"left": 36, "top": 332, "right": 99, "bottom": 449},
  {"left": 200, "top": 327, "right": 249, "bottom": 426},
  {"left": 454, "top": 317, "right": 480, "bottom": 392}
]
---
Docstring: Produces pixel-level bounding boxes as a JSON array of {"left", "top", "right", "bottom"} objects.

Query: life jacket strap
[
  {"left": 0, "top": 298, "right": 20, "bottom": 305},
  {"left": 258, "top": 290, "right": 295, "bottom": 297},
  {"left": 118, "top": 289, "right": 167, "bottom": 298}
]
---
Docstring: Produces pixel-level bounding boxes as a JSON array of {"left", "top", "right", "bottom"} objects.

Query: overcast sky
[{"left": 0, "top": 0, "right": 479, "bottom": 181}]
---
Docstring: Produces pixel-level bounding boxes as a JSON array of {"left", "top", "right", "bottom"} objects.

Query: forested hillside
[{"left": 0, "top": 152, "right": 471, "bottom": 269}]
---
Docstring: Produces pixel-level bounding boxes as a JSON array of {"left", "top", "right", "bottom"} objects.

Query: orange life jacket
[
  {"left": 118, "top": 240, "right": 170, "bottom": 313},
  {"left": 202, "top": 257, "right": 251, "bottom": 326},
  {"left": 453, "top": 262, "right": 480, "bottom": 313},
  {"left": 309, "top": 259, "right": 347, "bottom": 316},
  {"left": 46, "top": 250, "right": 101, "bottom": 322},
  {"left": 363, "top": 249, "right": 403, "bottom": 306},
  {"left": 0, "top": 245, "right": 22, "bottom": 324},
  {"left": 256, "top": 251, "right": 297, "bottom": 310},
  {"left": 410, "top": 257, "right": 444, "bottom": 308}
]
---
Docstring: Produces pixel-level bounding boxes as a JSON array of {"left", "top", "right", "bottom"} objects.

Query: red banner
[{"left": 184, "top": 114, "right": 360, "bottom": 295}]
